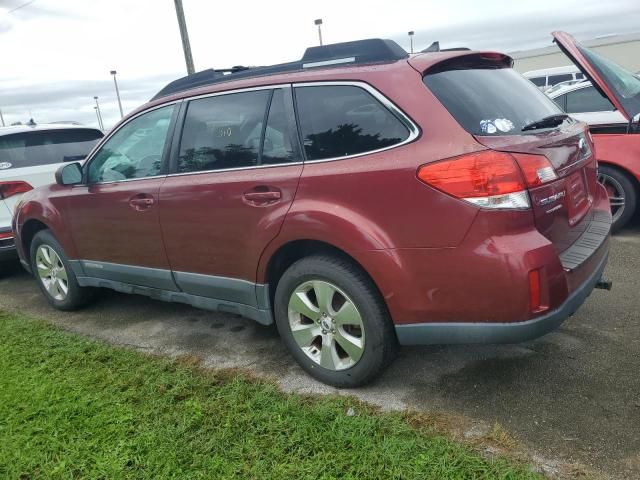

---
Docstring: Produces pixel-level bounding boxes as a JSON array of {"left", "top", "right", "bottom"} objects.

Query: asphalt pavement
[{"left": 1, "top": 222, "right": 638, "bottom": 479}]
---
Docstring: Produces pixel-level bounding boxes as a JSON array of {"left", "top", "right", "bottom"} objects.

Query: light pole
[
  {"left": 408, "top": 31, "right": 414, "bottom": 54},
  {"left": 174, "top": 0, "right": 195, "bottom": 74},
  {"left": 93, "top": 107, "right": 102, "bottom": 130},
  {"left": 93, "top": 96, "right": 104, "bottom": 130},
  {"left": 0, "top": 109, "right": 4, "bottom": 127},
  {"left": 110, "top": 70, "right": 124, "bottom": 119},
  {"left": 314, "top": 18, "right": 323, "bottom": 46}
]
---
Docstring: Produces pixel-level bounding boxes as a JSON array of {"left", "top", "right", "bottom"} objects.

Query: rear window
[
  {"left": 0, "top": 129, "right": 103, "bottom": 169},
  {"left": 424, "top": 66, "right": 564, "bottom": 135}
]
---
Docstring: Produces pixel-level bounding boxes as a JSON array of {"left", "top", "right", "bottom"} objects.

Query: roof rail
[{"left": 151, "top": 38, "right": 408, "bottom": 101}]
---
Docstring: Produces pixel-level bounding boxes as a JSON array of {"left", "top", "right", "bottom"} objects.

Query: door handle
[
  {"left": 242, "top": 188, "right": 282, "bottom": 206},
  {"left": 129, "top": 194, "right": 155, "bottom": 211}
]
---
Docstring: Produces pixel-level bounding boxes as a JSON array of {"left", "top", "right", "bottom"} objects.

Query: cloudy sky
[{"left": 1, "top": 0, "right": 639, "bottom": 129}]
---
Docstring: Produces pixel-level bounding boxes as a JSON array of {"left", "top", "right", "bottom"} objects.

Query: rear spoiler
[{"left": 410, "top": 52, "right": 513, "bottom": 75}]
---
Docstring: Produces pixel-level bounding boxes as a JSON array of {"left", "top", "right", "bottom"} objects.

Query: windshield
[
  {"left": 577, "top": 44, "right": 640, "bottom": 118},
  {"left": 0, "top": 129, "right": 103, "bottom": 170},
  {"left": 424, "top": 67, "right": 565, "bottom": 135}
]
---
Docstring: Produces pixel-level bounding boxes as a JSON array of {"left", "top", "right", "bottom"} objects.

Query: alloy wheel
[
  {"left": 288, "top": 280, "right": 365, "bottom": 371},
  {"left": 35, "top": 244, "right": 69, "bottom": 301},
  {"left": 597, "top": 172, "right": 625, "bottom": 223}
]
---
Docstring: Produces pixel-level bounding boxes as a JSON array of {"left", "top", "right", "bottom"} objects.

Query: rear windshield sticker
[
  {"left": 0, "top": 162, "right": 12, "bottom": 170},
  {"left": 480, "top": 119, "right": 515, "bottom": 134}
]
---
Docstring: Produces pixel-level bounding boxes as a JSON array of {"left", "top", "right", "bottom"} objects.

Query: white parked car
[
  {"left": 523, "top": 65, "right": 586, "bottom": 91},
  {"left": 546, "top": 81, "right": 627, "bottom": 127},
  {"left": 0, "top": 124, "right": 103, "bottom": 263}
]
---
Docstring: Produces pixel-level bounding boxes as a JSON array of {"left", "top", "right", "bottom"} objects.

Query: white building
[{"left": 511, "top": 32, "right": 640, "bottom": 74}]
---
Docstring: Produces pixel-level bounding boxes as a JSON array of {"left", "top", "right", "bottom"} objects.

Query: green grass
[{"left": 0, "top": 311, "right": 541, "bottom": 479}]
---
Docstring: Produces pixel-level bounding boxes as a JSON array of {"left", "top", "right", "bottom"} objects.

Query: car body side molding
[{"left": 68, "top": 260, "right": 273, "bottom": 325}]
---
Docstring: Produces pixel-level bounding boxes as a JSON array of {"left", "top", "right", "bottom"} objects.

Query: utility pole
[
  {"left": 408, "top": 31, "right": 414, "bottom": 54},
  {"left": 93, "top": 97, "right": 104, "bottom": 130},
  {"left": 174, "top": 0, "right": 195, "bottom": 74},
  {"left": 0, "top": 109, "right": 5, "bottom": 127},
  {"left": 314, "top": 18, "right": 323, "bottom": 46},
  {"left": 110, "top": 70, "right": 124, "bottom": 118}
]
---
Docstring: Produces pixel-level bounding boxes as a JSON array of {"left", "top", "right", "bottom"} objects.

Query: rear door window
[
  {"left": 424, "top": 66, "right": 564, "bottom": 135},
  {"left": 565, "top": 86, "right": 615, "bottom": 113},
  {"left": 0, "top": 129, "right": 103, "bottom": 169},
  {"left": 262, "top": 89, "right": 297, "bottom": 165},
  {"left": 177, "top": 90, "right": 270, "bottom": 173},
  {"left": 294, "top": 85, "right": 410, "bottom": 161}
]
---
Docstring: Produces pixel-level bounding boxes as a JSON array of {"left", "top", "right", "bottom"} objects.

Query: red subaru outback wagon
[{"left": 13, "top": 35, "right": 611, "bottom": 387}]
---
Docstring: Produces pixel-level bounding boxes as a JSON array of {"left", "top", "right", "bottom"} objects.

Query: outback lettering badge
[{"left": 538, "top": 190, "right": 566, "bottom": 206}]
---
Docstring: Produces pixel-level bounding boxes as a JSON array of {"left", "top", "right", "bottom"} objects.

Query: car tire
[
  {"left": 30, "top": 229, "right": 94, "bottom": 311},
  {"left": 274, "top": 254, "right": 397, "bottom": 388},
  {"left": 598, "top": 165, "right": 637, "bottom": 233}
]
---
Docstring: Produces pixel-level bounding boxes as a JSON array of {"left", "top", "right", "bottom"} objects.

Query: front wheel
[
  {"left": 274, "top": 255, "right": 397, "bottom": 388},
  {"left": 597, "top": 165, "right": 637, "bottom": 232},
  {"left": 30, "top": 230, "right": 94, "bottom": 311}
]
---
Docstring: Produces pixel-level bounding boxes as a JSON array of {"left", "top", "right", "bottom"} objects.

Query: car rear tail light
[
  {"left": 512, "top": 153, "right": 558, "bottom": 187},
  {"left": 417, "top": 150, "right": 530, "bottom": 209},
  {"left": 0, "top": 181, "right": 33, "bottom": 200},
  {"left": 0, "top": 230, "right": 13, "bottom": 240}
]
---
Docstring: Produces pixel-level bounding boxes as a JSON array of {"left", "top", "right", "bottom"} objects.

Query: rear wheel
[
  {"left": 30, "top": 230, "right": 94, "bottom": 311},
  {"left": 597, "top": 165, "right": 637, "bottom": 232},
  {"left": 274, "top": 255, "right": 397, "bottom": 387}
]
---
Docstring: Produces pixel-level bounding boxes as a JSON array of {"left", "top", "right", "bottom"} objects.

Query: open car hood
[{"left": 552, "top": 31, "right": 640, "bottom": 121}]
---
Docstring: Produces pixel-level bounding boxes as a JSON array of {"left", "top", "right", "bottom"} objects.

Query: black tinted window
[
  {"left": 424, "top": 67, "right": 563, "bottom": 135},
  {"left": 262, "top": 90, "right": 296, "bottom": 165},
  {"left": 530, "top": 77, "right": 546, "bottom": 87},
  {"left": 548, "top": 74, "right": 573, "bottom": 85},
  {"left": 0, "top": 129, "right": 103, "bottom": 169},
  {"left": 178, "top": 90, "right": 270, "bottom": 173},
  {"left": 88, "top": 105, "right": 174, "bottom": 183},
  {"left": 295, "top": 85, "right": 409, "bottom": 161},
  {"left": 566, "top": 86, "right": 615, "bottom": 113}
]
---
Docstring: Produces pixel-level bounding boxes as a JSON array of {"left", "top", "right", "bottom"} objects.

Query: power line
[{"left": 6, "top": 0, "right": 37, "bottom": 15}]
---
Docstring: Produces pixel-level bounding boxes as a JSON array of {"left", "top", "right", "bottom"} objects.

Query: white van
[{"left": 523, "top": 65, "right": 585, "bottom": 91}]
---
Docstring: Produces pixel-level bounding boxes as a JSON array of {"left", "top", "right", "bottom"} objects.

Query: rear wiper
[{"left": 521, "top": 114, "right": 569, "bottom": 131}]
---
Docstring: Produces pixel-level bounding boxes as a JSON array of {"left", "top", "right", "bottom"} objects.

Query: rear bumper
[{"left": 395, "top": 248, "right": 608, "bottom": 345}]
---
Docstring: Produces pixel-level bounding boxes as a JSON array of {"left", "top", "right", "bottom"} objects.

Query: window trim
[
  {"left": 81, "top": 101, "right": 182, "bottom": 185},
  {"left": 292, "top": 81, "right": 420, "bottom": 163}
]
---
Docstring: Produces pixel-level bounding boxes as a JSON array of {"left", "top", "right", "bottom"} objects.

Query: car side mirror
[{"left": 55, "top": 162, "right": 83, "bottom": 186}]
